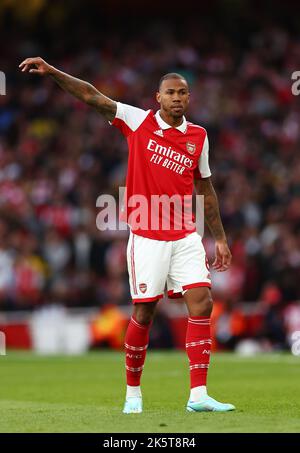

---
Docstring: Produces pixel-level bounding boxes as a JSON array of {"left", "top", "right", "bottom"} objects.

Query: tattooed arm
[
  {"left": 19, "top": 57, "right": 117, "bottom": 122},
  {"left": 195, "top": 177, "right": 232, "bottom": 272}
]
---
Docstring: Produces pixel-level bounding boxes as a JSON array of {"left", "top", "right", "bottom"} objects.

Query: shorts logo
[
  {"left": 139, "top": 283, "right": 147, "bottom": 293},
  {"left": 186, "top": 142, "right": 196, "bottom": 154}
]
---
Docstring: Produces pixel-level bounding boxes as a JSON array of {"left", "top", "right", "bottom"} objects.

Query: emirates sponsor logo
[
  {"left": 147, "top": 138, "right": 194, "bottom": 175},
  {"left": 154, "top": 129, "right": 164, "bottom": 137},
  {"left": 186, "top": 142, "right": 196, "bottom": 154},
  {"left": 139, "top": 283, "right": 147, "bottom": 293}
]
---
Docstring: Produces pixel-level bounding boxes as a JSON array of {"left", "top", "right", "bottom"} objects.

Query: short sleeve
[
  {"left": 195, "top": 134, "right": 211, "bottom": 179},
  {"left": 110, "top": 102, "right": 150, "bottom": 137}
]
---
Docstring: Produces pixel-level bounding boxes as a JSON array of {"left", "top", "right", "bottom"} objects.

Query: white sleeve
[
  {"left": 111, "top": 102, "right": 150, "bottom": 133},
  {"left": 198, "top": 135, "right": 211, "bottom": 178}
]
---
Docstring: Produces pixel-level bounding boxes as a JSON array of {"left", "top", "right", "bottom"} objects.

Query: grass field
[{"left": 0, "top": 351, "right": 299, "bottom": 433}]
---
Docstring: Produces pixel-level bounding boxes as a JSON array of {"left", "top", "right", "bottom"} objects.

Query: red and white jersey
[{"left": 111, "top": 102, "right": 211, "bottom": 241}]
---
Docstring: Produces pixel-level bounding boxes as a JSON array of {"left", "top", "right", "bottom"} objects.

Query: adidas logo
[{"left": 153, "top": 129, "right": 164, "bottom": 137}]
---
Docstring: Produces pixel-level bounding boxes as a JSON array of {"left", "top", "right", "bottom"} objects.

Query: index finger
[
  {"left": 19, "top": 58, "right": 38, "bottom": 68},
  {"left": 223, "top": 252, "right": 231, "bottom": 266},
  {"left": 218, "top": 253, "right": 231, "bottom": 271},
  {"left": 212, "top": 256, "right": 222, "bottom": 269},
  {"left": 19, "top": 59, "right": 30, "bottom": 68}
]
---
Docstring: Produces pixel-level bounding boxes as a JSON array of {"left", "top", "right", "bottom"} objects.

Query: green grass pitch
[{"left": 0, "top": 351, "right": 299, "bottom": 433}]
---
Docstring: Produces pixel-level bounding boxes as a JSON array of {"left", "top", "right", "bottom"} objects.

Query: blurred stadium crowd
[{"left": 0, "top": 0, "right": 300, "bottom": 350}]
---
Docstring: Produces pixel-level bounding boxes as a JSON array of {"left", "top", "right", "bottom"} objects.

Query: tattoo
[
  {"left": 88, "top": 93, "right": 117, "bottom": 121},
  {"left": 50, "top": 69, "right": 117, "bottom": 121},
  {"left": 195, "top": 177, "right": 226, "bottom": 241}
]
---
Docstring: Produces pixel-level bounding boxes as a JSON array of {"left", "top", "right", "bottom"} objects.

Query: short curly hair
[{"left": 158, "top": 73, "right": 188, "bottom": 90}]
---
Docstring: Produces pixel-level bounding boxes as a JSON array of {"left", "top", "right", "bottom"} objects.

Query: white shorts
[{"left": 127, "top": 231, "right": 211, "bottom": 303}]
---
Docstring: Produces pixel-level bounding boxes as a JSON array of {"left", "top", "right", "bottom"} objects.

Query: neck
[{"left": 159, "top": 109, "right": 184, "bottom": 128}]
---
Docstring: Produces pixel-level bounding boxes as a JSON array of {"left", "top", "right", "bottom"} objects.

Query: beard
[{"left": 170, "top": 107, "right": 184, "bottom": 118}]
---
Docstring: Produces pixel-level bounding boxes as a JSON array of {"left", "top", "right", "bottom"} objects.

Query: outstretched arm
[
  {"left": 195, "top": 177, "right": 232, "bottom": 272},
  {"left": 19, "top": 57, "right": 117, "bottom": 122}
]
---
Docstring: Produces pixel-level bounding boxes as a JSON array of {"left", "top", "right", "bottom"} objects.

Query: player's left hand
[{"left": 212, "top": 239, "right": 232, "bottom": 272}]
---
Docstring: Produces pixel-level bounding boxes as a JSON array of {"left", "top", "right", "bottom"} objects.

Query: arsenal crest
[
  {"left": 186, "top": 142, "right": 196, "bottom": 154},
  {"left": 139, "top": 283, "right": 147, "bottom": 293}
]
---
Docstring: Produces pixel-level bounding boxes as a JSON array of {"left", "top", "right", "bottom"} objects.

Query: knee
[
  {"left": 133, "top": 304, "right": 156, "bottom": 325},
  {"left": 190, "top": 293, "right": 213, "bottom": 317},
  {"left": 201, "top": 296, "right": 213, "bottom": 317}
]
